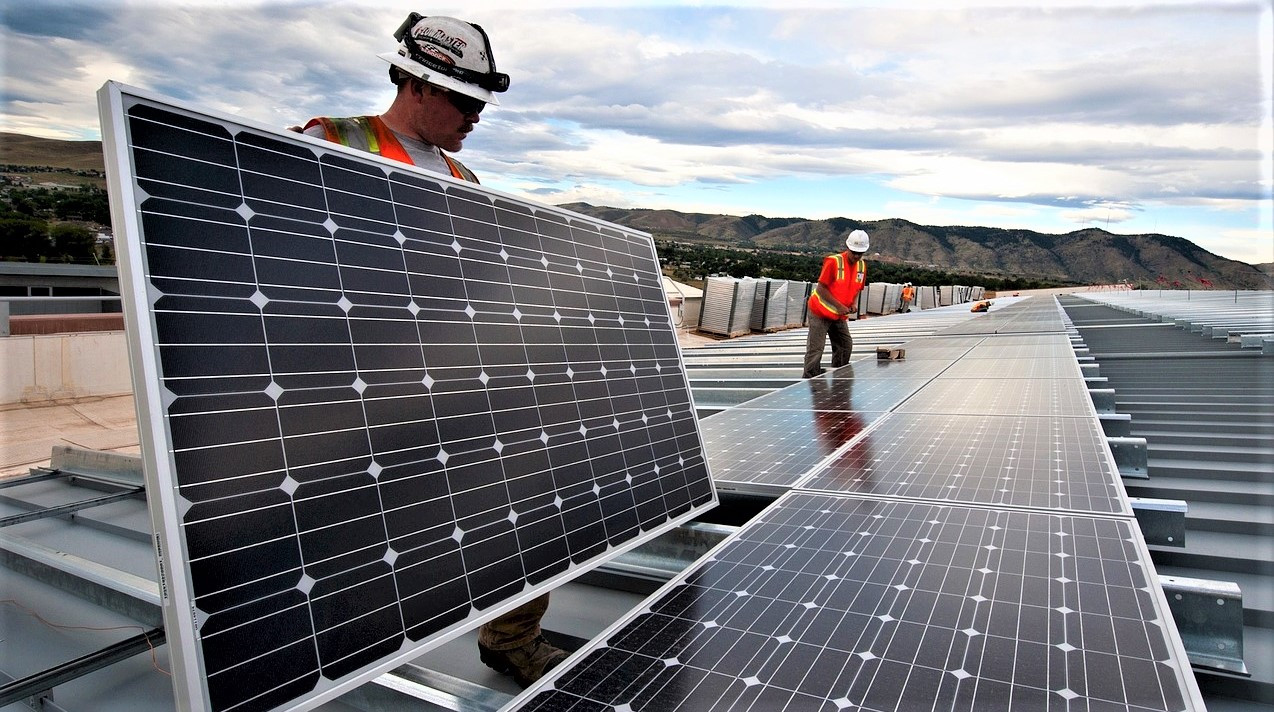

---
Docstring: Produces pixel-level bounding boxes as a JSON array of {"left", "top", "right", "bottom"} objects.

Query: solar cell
[
  {"left": 510, "top": 492, "right": 1202, "bottom": 711},
  {"left": 896, "top": 378, "right": 1096, "bottom": 417},
  {"left": 937, "top": 357, "right": 1083, "bottom": 379},
  {"left": 797, "top": 413, "right": 1129, "bottom": 514},
  {"left": 99, "top": 83, "right": 716, "bottom": 712},
  {"left": 892, "top": 336, "right": 986, "bottom": 352},
  {"left": 736, "top": 373, "right": 932, "bottom": 412},
  {"left": 962, "top": 341, "right": 1077, "bottom": 360},
  {"left": 937, "top": 302, "right": 1071, "bottom": 337},
  {"left": 700, "top": 407, "right": 888, "bottom": 495},
  {"left": 836, "top": 356, "right": 958, "bottom": 379},
  {"left": 968, "top": 334, "right": 1074, "bottom": 347}
]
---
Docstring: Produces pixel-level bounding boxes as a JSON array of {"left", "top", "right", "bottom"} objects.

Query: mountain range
[
  {"left": 562, "top": 204, "right": 1271, "bottom": 290},
  {"left": 3, "top": 132, "right": 1268, "bottom": 289}
]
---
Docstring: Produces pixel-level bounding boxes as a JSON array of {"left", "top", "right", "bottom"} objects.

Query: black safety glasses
[{"left": 441, "top": 88, "right": 486, "bottom": 116}]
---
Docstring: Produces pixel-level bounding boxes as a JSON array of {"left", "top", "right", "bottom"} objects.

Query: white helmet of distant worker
[
  {"left": 845, "top": 229, "right": 870, "bottom": 253},
  {"left": 379, "top": 13, "right": 510, "bottom": 105}
]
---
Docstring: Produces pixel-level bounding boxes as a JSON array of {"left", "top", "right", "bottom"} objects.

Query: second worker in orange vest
[{"left": 803, "top": 230, "right": 870, "bottom": 378}]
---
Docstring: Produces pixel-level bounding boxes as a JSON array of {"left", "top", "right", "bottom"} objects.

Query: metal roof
[
  {"left": 1058, "top": 292, "right": 1273, "bottom": 708},
  {"left": 3, "top": 291, "right": 1271, "bottom": 711}
]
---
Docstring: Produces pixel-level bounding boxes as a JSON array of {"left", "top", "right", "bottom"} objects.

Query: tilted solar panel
[
  {"left": 98, "top": 82, "right": 716, "bottom": 712},
  {"left": 508, "top": 492, "right": 1203, "bottom": 711}
]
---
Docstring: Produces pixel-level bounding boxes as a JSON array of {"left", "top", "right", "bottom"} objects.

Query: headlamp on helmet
[{"left": 391, "top": 12, "right": 510, "bottom": 94}]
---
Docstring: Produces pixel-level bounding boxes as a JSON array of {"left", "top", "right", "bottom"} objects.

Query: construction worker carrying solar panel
[
  {"left": 303, "top": 14, "right": 504, "bottom": 183},
  {"left": 302, "top": 12, "right": 566, "bottom": 688}
]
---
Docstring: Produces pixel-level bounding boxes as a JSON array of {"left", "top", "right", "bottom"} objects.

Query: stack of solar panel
[
  {"left": 882, "top": 283, "right": 902, "bottom": 314},
  {"left": 784, "top": 280, "right": 810, "bottom": 327},
  {"left": 917, "top": 285, "right": 937, "bottom": 309},
  {"left": 749, "top": 279, "right": 790, "bottom": 332},
  {"left": 699, "top": 276, "right": 756, "bottom": 337},
  {"left": 864, "top": 282, "right": 888, "bottom": 314}
]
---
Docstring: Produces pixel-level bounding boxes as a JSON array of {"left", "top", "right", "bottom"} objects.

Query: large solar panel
[
  {"left": 98, "top": 82, "right": 716, "bottom": 712},
  {"left": 510, "top": 492, "right": 1202, "bottom": 711},
  {"left": 796, "top": 413, "right": 1129, "bottom": 515},
  {"left": 508, "top": 298, "right": 1203, "bottom": 709}
]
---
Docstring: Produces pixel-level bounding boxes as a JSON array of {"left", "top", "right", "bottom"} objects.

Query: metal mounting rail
[
  {"left": 0, "top": 488, "right": 144, "bottom": 528},
  {"left": 0, "top": 628, "right": 165, "bottom": 708}
]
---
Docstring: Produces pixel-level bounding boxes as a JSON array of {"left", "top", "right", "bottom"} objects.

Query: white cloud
[
  {"left": 1180, "top": 227, "right": 1274, "bottom": 265},
  {"left": 1059, "top": 204, "right": 1137, "bottom": 226},
  {"left": 884, "top": 155, "right": 1128, "bottom": 201},
  {"left": 1, "top": 1, "right": 1268, "bottom": 264}
]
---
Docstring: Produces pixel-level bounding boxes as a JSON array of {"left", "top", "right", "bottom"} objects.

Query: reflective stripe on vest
[
  {"left": 303, "top": 115, "right": 476, "bottom": 183},
  {"left": 807, "top": 253, "right": 866, "bottom": 320}
]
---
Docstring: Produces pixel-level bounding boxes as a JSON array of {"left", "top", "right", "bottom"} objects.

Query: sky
[{"left": 2, "top": 0, "right": 1272, "bottom": 265}]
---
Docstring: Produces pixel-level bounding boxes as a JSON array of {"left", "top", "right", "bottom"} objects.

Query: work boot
[{"left": 478, "top": 634, "right": 569, "bottom": 688}]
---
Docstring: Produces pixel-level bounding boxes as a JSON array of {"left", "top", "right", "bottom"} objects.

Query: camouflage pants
[{"left": 477, "top": 593, "right": 550, "bottom": 650}]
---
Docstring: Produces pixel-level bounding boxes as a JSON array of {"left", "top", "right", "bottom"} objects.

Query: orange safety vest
[
  {"left": 902, "top": 286, "right": 915, "bottom": 301},
  {"left": 303, "top": 115, "right": 478, "bottom": 183},
  {"left": 807, "top": 252, "right": 866, "bottom": 320}
]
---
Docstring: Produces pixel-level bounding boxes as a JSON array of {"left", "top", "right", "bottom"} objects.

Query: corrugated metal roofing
[
  {"left": 4, "top": 291, "right": 1271, "bottom": 711},
  {"left": 1058, "top": 292, "right": 1274, "bottom": 709}
]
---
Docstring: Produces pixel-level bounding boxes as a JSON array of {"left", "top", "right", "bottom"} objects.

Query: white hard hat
[
  {"left": 379, "top": 13, "right": 510, "bottom": 106},
  {"left": 845, "top": 229, "right": 870, "bottom": 252}
]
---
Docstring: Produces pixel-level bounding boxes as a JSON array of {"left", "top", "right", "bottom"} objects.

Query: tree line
[
  {"left": 1, "top": 182, "right": 112, "bottom": 264},
  {"left": 0, "top": 182, "right": 1070, "bottom": 290},
  {"left": 655, "top": 240, "right": 1070, "bottom": 291}
]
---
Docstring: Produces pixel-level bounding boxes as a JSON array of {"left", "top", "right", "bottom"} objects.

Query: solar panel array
[
  {"left": 516, "top": 493, "right": 1192, "bottom": 712},
  {"left": 699, "top": 407, "right": 886, "bottom": 496},
  {"left": 98, "top": 83, "right": 716, "bottom": 712},
  {"left": 797, "top": 413, "right": 1129, "bottom": 515},
  {"left": 510, "top": 298, "right": 1204, "bottom": 710}
]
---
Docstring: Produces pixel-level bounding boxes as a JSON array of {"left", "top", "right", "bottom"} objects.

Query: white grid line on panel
[
  {"left": 512, "top": 493, "right": 1197, "bottom": 711},
  {"left": 108, "top": 86, "right": 716, "bottom": 712},
  {"left": 795, "top": 413, "right": 1126, "bottom": 515}
]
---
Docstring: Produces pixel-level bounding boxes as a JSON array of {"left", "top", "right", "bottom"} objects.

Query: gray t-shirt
[{"left": 303, "top": 118, "right": 451, "bottom": 175}]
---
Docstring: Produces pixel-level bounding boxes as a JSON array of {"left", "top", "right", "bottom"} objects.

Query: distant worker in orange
[
  {"left": 900, "top": 282, "right": 915, "bottom": 313},
  {"left": 803, "top": 230, "right": 870, "bottom": 378}
]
